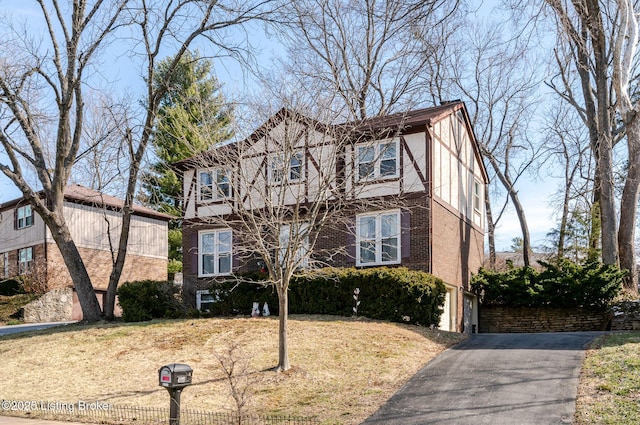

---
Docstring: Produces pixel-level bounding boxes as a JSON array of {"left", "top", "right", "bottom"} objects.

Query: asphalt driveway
[{"left": 362, "top": 332, "right": 603, "bottom": 425}]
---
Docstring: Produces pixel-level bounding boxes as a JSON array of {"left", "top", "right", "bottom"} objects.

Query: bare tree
[
  {"left": 0, "top": 0, "right": 277, "bottom": 321},
  {"left": 0, "top": 0, "right": 131, "bottom": 321},
  {"left": 444, "top": 17, "right": 544, "bottom": 267},
  {"left": 180, "top": 92, "right": 414, "bottom": 370},
  {"left": 275, "top": 0, "right": 463, "bottom": 120},
  {"left": 102, "top": 0, "right": 278, "bottom": 319},
  {"left": 542, "top": 0, "right": 621, "bottom": 268},
  {"left": 542, "top": 100, "right": 596, "bottom": 259},
  {"left": 213, "top": 341, "right": 257, "bottom": 422},
  {"left": 612, "top": 0, "right": 640, "bottom": 290}
]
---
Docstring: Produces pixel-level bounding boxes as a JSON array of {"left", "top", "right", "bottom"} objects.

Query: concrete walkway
[{"left": 362, "top": 332, "right": 602, "bottom": 425}]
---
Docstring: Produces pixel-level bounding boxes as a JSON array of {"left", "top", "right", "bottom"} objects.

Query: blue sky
[{"left": 0, "top": 0, "right": 557, "bottom": 252}]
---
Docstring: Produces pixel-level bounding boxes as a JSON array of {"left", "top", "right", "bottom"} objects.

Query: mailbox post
[{"left": 158, "top": 363, "right": 193, "bottom": 425}]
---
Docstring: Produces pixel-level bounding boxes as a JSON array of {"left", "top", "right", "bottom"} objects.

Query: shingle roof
[
  {"left": 1, "top": 184, "right": 173, "bottom": 221},
  {"left": 344, "top": 101, "right": 465, "bottom": 133}
]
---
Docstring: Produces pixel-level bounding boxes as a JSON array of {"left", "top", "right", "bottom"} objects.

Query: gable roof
[
  {"left": 0, "top": 184, "right": 173, "bottom": 221},
  {"left": 173, "top": 101, "right": 488, "bottom": 184},
  {"left": 342, "top": 101, "right": 467, "bottom": 134}
]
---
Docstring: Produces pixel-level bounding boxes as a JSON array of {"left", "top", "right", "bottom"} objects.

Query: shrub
[
  {"left": 472, "top": 259, "right": 624, "bottom": 309},
  {"left": 0, "top": 278, "right": 25, "bottom": 296},
  {"left": 207, "top": 267, "right": 446, "bottom": 327},
  {"left": 117, "top": 280, "right": 185, "bottom": 322},
  {"left": 290, "top": 267, "right": 446, "bottom": 326}
]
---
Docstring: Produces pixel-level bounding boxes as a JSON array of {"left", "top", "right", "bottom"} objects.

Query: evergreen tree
[{"left": 141, "top": 51, "right": 233, "bottom": 275}]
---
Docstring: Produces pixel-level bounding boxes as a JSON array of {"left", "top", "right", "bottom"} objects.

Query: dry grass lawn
[
  {"left": 575, "top": 331, "right": 640, "bottom": 425},
  {"left": 0, "top": 315, "right": 465, "bottom": 424}
]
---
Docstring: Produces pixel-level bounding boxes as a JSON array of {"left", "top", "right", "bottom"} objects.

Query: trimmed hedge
[
  {"left": 117, "top": 280, "right": 185, "bottom": 322},
  {"left": 471, "top": 259, "right": 624, "bottom": 309},
  {"left": 205, "top": 267, "right": 446, "bottom": 327}
]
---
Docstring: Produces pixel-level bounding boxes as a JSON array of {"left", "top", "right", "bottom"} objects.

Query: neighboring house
[
  {"left": 0, "top": 184, "right": 171, "bottom": 321},
  {"left": 176, "top": 101, "right": 488, "bottom": 333}
]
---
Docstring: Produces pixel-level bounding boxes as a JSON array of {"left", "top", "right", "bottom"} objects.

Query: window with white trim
[
  {"left": 199, "top": 229, "right": 232, "bottom": 276},
  {"left": 279, "top": 223, "right": 309, "bottom": 269},
  {"left": 16, "top": 205, "right": 34, "bottom": 229},
  {"left": 196, "top": 290, "right": 220, "bottom": 312},
  {"left": 269, "top": 151, "right": 304, "bottom": 184},
  {"left": 198, "top": 168, "right": 231, "bottom": 202},
  {"left": 473, "top": 179, "right": 482, "bottom": 212},
  {"left": 356, "top": 210, "right": 401, "bottom": 266},
  {"left": 18, "top": 247, "right": 33, "bottom": 274},
  {"left": 356, "top": 140, "right": 399, "bottom": 181}
]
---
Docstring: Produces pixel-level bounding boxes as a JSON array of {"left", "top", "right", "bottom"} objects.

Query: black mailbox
[{"left": 158, "top": 363, "right": 193, "bottom": 389}]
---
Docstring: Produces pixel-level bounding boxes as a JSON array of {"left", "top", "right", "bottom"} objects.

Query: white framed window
[
  {"left": 269, "top": 151, "right": 304, "bottom": 184},
  {"left": 18, "top": 247, "right": 33, "bottom": 274},
  {"left": 16, "top": 205, "right": 34, "bottom": 229},
  {"left": 356, "top": 210, "right": 401, "bottom": 266},
  {"left": 196, "top": 290, "right": 219, "bottom": 312},
  {"left": 473, "top": 179, "right": 482, "bottom": 213},
  {"left": 198, "top": 168, "right": 231, "bottom": 202},
  {"left": 279, "top": 223, "right": 309, "bottom": 269},
  {"left": 356, "top": 140, "right": 399, "bottom": 181},
  {"left": 199, "top": 229, "right": 232, "bottom": 277}
]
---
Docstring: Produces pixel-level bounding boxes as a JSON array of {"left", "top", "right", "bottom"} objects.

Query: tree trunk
[
  {"left": 103, "top": 191, "right": 136, "bottom": 320},
  {"left": 277, "top": 287, "right": 290, "bottom": 371},
  {"left": 45, "top": 211, "right": 102, "bottom": 321},
  {"left": 618, "top": 119, "right": 640, "bottom": 291},
  {"left": 483, "top": 151, "right": 533, "bottom": 267},
  {"left": 510, "top": 190, "right": 533, "bottom": 267},
  {"left": 485, "top": 196, "right": 496, "bottom": 269},
  {"left": 597, "top": 138, "right": 619, "bottom": 265}
]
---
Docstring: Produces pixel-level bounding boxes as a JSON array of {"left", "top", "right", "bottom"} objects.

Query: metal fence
[{"left": 3, "top": 402, "right": 320, "bottom": 425}]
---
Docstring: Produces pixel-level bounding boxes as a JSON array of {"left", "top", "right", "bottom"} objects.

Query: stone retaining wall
[
  {"left": 610, "top": 300, "right": 640, "bottom": 330},
  {"left": 479, "top": 306, "right": 610, "bottom": 333},
  {"left": 23, "top": 287, "right": 74, "bottom": 323}
]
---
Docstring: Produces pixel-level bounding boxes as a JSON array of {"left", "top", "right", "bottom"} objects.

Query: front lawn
[
  {"left": 0, "top": 316, "right": 465, "bottom": 424},
  {"left": 576, "top": 331, "right": 640, "bottom": 424}
]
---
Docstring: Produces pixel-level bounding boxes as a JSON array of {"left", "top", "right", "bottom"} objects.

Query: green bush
[
  {"left": 290, "top": 267, "right": 446, "bottom": 326},
  {"left": 208, "top": 267, "right": 446, "bottom": 327},
  {"left": 198, "top": 272, "right": 276, "bottom": 316},
  {"left": 0, "top": 278, "right": 25, "bottom": 296},
  {"left": 471, "top": 259, "right": 624, "bottom": 309},
  {"left": 117, "top": 280, "right": 185, "bottom": 322}
]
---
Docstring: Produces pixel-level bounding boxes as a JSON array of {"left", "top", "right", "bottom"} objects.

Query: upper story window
[
  {"left": 356, "top": 140, "right": 399, "bottom": 181},
  {"left": 269, "top": 151, "right": 304, "bottom": 184},
  {"left": 16, "top": 205, "right": 34, "bottom": 229},
  {"left": 356, "top": 210, "right": 401, "bottom": 266},
  {"left": 198, "top": 169, "right": 231, "bottom": 202},
  {"left": 18, "top": 247, "right": 33, "bottom": 274},
  {"left": 199, "top": 229, "right": 232, "bottom": 277},
  {"left": 473, "top": 179, "right": 482, "bottom": 213}
]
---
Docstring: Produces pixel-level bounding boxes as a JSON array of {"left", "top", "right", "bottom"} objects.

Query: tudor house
[
  {"left": 176, "top": 101, "right": 488, "bottom": 333},
  {"left": 0, "top": 184, "right": 171, "bottom": 321}
]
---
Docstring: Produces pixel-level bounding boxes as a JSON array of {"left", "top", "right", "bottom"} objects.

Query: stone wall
[
  {"left": 479, "top": 306, "right": 610, "bottom": 333},
  {"left": 610, "top": 301, "right": 640, "bottom": 330},
  {"left": 23, "top": 288, "right": 73, "bottom": 323}
]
